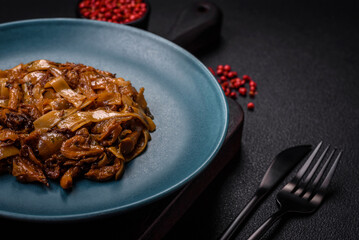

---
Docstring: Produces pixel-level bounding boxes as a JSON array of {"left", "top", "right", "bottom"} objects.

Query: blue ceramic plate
[{"left": 0, "top": 19, "right": 228, "bottom": 221}]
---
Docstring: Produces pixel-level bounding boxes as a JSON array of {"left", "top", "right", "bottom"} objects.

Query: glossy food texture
[{"left": 0, "top": 60, "right": 156, "bottom": 189}]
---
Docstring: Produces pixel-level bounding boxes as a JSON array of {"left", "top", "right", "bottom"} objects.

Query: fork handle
[
  {"left": 247, "top": 209, "right": 287, "bottom": 240},
  {"left": 220, "top": 194, "right": 262, "bottom": 240}
]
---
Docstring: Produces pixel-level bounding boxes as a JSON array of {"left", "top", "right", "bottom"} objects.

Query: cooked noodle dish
[{"left": 0, "top": 60, "right": 155, "bottom": 189}]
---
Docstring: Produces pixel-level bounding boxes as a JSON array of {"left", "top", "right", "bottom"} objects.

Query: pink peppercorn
[
  {"left": 249, "top": 80, "right": 257, "bottom": 88},
  {"left": 249, "top": 90, "right": 256, "bottom": 98},
  {"left": 220, "top": 76, "right": 227, "bottom": 82},
  {"left": 223, "top": 64, "right": 231, "bottom": 71},
  {"left": 78, "top": 0, "right": 147, "bottom": 24},
  {"left": 212, "top": 64, "right": 258, "bottom": 102},
  {"left": 247, "top": 102, "right": 255, "bottom": 110},
  {"left": 242, "top": 75, "right": 251, "bottom": 82},
  {"left": 222, "top": 81, "right": 229, "bottom": 88},
  {"left": 227, "top": 71, "right": 234, "bottom": 78},
  {"left": 216, "top": 69, "right": 223, "bottom": 75},
  {"left": 239, "top": 87, "right": 247, "bottom": 96},
  {"left": 230, "top": 91, "right": 237, "bottom": 98}
]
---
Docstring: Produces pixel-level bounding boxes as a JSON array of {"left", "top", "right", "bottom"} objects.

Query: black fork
[{"left": 248, "top": 142, "right": 342, "bottom": 240}]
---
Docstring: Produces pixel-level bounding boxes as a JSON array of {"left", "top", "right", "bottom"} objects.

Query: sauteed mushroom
[{"left": 0, "top": 60, "right": 155, "bottom": 189}]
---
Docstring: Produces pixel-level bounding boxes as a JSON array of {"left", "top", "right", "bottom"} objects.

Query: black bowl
[{"left": 76, "top": 0, "right": 150, "bottom": 30}]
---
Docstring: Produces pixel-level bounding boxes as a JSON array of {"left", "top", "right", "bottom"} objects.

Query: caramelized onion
[
  {"left": 0, "top": 145, "right": 20, "bottom": 160},
  {"left": 0, "top": 60, "right": 155, "bottom": 189},
  {"left": 61, "top": 135, "right": 104, "bottom": 160},
  {"left": 45, "top": 76, "right": 86, "bottom": 108}
]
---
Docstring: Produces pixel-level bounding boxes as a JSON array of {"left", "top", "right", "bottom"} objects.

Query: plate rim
[{"left": 0, "top": 18, "right": 229, "bottom": 221}]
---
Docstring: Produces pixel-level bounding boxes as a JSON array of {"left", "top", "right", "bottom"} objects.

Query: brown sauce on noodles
[{"left": 0, "top": 60, "right": 155, "bottom": 189}]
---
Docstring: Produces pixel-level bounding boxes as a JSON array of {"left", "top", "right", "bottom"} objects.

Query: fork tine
[
  {"left": 311, "top": 149, "right": 336, "bottom": 189},
  {"left": 301, "top": 145, "right": 330, "bottom": 187},
  {"left": 317, "top": 150, "right": 342, "bottom": 192},
  {"left": 294, "top": 145, "right": 329, "bottom": 196},
  {"left": 283, "top": 141, "right": 322, "bottom": 193},
  {"left": 302, "top": 149, "right": 335, "bottom": 200},
  {"left": 248, "top": 145, "right": 341, "bottom": 240},
  {"left": 304, "top": 149, "right": 341, "bottom": 201},
  {"left": 295, "top": 141, "right": 322, "bottom": 181}
]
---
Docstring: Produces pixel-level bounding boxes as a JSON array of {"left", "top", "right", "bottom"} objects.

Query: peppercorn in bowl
[{"left": 77, "top": 0, "right": 150, "bottom": 29}]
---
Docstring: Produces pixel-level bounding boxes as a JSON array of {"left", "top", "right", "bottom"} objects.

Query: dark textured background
[{"left": 1, "top": 0, "right": 359, "bottom": 239}]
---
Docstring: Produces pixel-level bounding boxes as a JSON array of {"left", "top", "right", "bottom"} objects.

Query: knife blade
[{"left": 219, "top": 144, "right": 312, "bottom": 240}]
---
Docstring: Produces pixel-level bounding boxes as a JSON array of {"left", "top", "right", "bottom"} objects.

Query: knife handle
[
  {"left": 219, "top": 193, "right": 264, "bottom": 240},
  {"left": 247, "top": 209, "right": 287, "bottom": 240}
]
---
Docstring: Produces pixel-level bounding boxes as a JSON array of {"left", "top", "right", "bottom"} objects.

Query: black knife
[{"left": 220, "top": 145, "right": 312, "bottom": 240}]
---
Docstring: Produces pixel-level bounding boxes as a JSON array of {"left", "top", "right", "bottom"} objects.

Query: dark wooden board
[
  {"left": 0, "top": 97, "right": 244, "bottom": 240},
  {"left": 138, "top": 97, "right": 244, "bottom": 239}
]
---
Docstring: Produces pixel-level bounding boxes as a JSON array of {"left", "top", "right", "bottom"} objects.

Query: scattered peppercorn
[
  {"left": 239, "top": 87, "right": 247, "bottom": 96},
  {"left": 247, "top": 102, "right": 255, "bottom": 110},
  {"left": 227, "top": 71, "right": 237, "bottom": 78},
  {"left": 242, "top": 74, "right": 251, "bottom": 82},
  {"left": 223, "top": 64, "right": 231, "bottom": 71},
  {"left": 78, "top": 0, "right": 147, "bottom": 24},
  {"left": 230, "top": 91, "right": 237, "bottom": 98},
  {"left": 208, "top": 64, "right": 258, "bottom": 111},
  {"left": 249, "top": 90, "right": 256, "bottom": 98},
  {"left": 249, "top": 80, "right": 257, "bottom": 88},
  {"left": 216, "top": 69, "right": 223, "bottom": 75}
]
